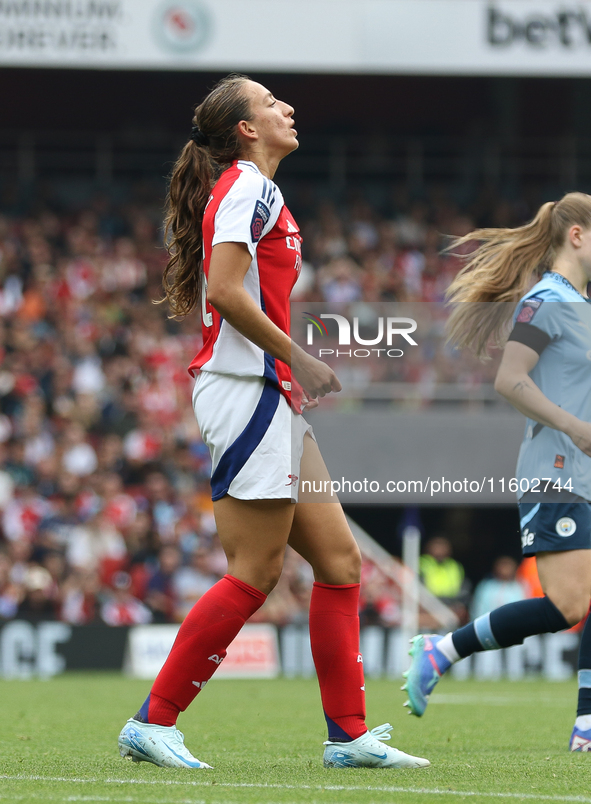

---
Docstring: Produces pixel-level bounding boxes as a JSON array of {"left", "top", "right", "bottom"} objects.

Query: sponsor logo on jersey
[
  {"left": 556, "top": 517, "right": 577, "bottom": 537},
  {"left": 285, "top": 231, "right": 302, "bottom": 274},
  {"left": 250, "top": 200, "right": 271, "bottom": 243},
  {"left": 285, "top": 474, "right": 299, "bottom": 486},
  {"left": 516, "top": 296, "right": 543, "bottom": 324},
  {"left": 554, "top": 454, "right": 565, "bottom": 469},
  {"left": 521, "top": 528, "right": 535, "bottom": 549},
  {"left": 208, "top": 654, "right": 224, "bottom": 665}
]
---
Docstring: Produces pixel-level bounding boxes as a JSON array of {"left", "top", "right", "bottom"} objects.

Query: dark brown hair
[
  {"left": 160, "top": 73, "right": 252, "bottom": 317},
  {"left": 446, "top": 192, "right": 591, "bottom": 357}
]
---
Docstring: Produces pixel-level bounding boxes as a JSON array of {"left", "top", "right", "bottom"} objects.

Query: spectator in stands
[
  {"left": 359, "top": 561, "right": 401, "bottom": 627},
  {"left": 61, "top": 568, "right": 102, "bottom": 624},
  {"left": 420, "top": 536, "right": 469, "bottom": 621},
  {"left": 16, "top": 566, "right": 56, "bottom": 622},
  {"left": 0, "top": 551, "right": 19, "bottom": 620},
  {"left": 0, "top": 187, "right": 540, "bottom": 630},
  {"left": 172, "top": 547, "right": 219, "bottom": 621},
  {"left": 101, "top": 571, "right": 152, "bottom": 626},
  {"left": 470, "top": 556, "right": 527, "bottom": 620},
  {"left": 145, "top": 545, "right": 182, "bottom": 622},
  {"left": 319, "top": 257, "right": 363, "bottom": 303},
  {"left": 251, "top": 572, "right": 304, "bottom": 626}
]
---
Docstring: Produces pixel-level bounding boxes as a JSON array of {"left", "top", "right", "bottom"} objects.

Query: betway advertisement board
[{"left": 2, "top": 1, "right": 591, "bottom": 75}]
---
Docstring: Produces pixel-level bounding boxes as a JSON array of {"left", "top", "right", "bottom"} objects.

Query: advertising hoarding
[{"left": 2, "top": 1, "right": 591, "bottom": 75}]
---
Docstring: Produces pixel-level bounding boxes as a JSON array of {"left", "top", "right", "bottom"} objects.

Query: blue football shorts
[{"left": 518, "top": 495, "right": 591, "bottom": 556}]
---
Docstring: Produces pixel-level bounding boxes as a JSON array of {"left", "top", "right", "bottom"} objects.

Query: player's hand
[
  {"left": 291, "top": 347, "right": 342, "bottom": 400},
  {"left": 301, "top": 396, "right": 319, "bottom": 412},
  {"left": 567, "top": 419, "right": 591, "bottom": 457}
]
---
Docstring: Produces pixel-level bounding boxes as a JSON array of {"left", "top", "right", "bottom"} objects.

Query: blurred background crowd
[{"left": 0, "top": 185, "right": 542, "bottom": 628}]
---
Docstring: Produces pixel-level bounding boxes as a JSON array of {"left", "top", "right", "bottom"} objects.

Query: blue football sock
[
  {"left": 452, "top": 596, "right": 569, "bottom": 659},
  {"left": 134, "top": 694, "right": 151, "bottom": 723},
  {"left": 325, "top": 714, "right": 355, "bottom": 743},
  {"left": 577, "top": 615, "right": 591, "bottom": 717}
]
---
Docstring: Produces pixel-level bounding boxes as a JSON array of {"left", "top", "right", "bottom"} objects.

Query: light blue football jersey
[{"left": 513, "top": 271, "right": 591, "bottom": 501}]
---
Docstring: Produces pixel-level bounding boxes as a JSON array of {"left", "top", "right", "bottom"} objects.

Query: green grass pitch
[{"left": 1, "top": 674, "right": 591, "bottom": 804}]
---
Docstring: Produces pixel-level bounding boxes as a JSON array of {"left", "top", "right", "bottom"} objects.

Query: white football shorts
[{"left": 192, "top": 371, "right": 314, "bottom": 502}]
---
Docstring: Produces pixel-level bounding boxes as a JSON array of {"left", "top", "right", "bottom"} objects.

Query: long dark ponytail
[{"left": 160, "top": 74, "right": 252, "bottom": 317}]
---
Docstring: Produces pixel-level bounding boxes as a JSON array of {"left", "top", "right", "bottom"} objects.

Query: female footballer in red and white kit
[{"left": 117, "top": 74, "right": 429, "bottom": 770}]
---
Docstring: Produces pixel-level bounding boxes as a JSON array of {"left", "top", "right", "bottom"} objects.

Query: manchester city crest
[{"left": 556, "top": 517, "right": 577, "bottom": 537}]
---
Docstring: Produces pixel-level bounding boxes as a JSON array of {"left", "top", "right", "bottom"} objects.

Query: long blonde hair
[{"left": 446, "top": 192, "right": 591, "bottom": 357}]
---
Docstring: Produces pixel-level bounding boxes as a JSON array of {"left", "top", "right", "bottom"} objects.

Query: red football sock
[
  {"left": 309, "top": 582, "right": 367, "bottom": 741},
  {"left": 139, "top": 575, "right": 266, "bottom": 726}
]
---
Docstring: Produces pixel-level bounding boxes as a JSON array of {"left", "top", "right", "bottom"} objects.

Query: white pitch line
[
  {"left": 0, "top": 796, "right": 252, "bottom": 804},
  {"left": 2, "top": 774, "right": 591, "bottom": 803},
  {"left": 429, "top": 694, "right": 574, "bottom": 707},
  {"left": 0, "top": 793, "right": 229, "bottom": 804},
  {"left": 0, "top": 794, "right": 290, "bottom": 804}
]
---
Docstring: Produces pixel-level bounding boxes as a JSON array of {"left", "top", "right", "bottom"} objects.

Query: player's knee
[
  {"left": 347, "top": 542, "right": 362, "bottom": 581},
  {"left": 333, "top": 542, "right": 362, "bottom": 584},
  {"left": 259, "top": 556, "right": 284, "bottom": 594},
  {"left": 309, "top": 541, "right": 361, "bottom": 585},
  {"left": 229, "top": 552, "right": 284, "bottom": 595},
  {"left": 555, "top": 596, "right": 589, "bottom": 627}
]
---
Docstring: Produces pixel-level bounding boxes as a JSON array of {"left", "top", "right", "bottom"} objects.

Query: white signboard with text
[
  {"left": 2, "top": 1, "right": 591, "bottom": 75},
  {"left": 125, "top": 623, "right": 280, "bottom": 681}
]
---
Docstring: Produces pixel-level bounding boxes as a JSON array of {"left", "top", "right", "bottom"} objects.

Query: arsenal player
[{"left": 117, "top": 74, "right": 429, "bottom": 771}]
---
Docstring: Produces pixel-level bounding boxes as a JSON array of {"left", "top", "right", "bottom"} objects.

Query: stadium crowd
[{"left": 0, "top": 189, "right": 538, "bottom": 628}]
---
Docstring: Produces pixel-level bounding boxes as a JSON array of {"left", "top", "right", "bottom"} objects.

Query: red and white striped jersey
[{"left": 188, "top": 160, "right": 304, "bottom": 411}]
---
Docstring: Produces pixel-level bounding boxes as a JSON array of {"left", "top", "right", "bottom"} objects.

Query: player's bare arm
[
  {"left": 495, "top": 339, "right": 591, "bottom": 455},
  {"left": 208, "top": 241, "right": 341, "bottom": 401}
]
